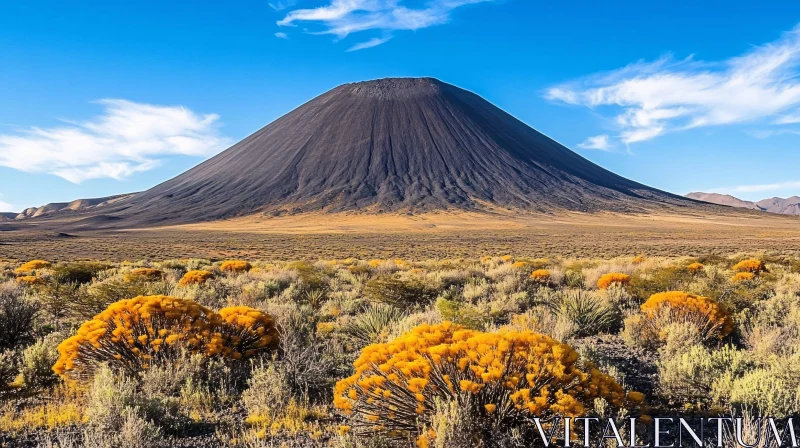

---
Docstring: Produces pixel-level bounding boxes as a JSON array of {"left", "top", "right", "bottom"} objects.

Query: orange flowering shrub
[
  {"left": 220, "top": 260, "right": 252, "bottom": 273},
  {"left": 178, "top": 270, "right": 214, "bottom": 286},
  {"left": 732, "top": 259, "right": 768, "bottom": 273},
  {"left": 529, "top": 269, "right": 550, "bottom": 283},
  {"left": 511, "top": 261, "right": 528, "bottom": 269},
  {"left": 14, "top": 260, "right": 51, "bottom": 275},
  {"left": 52, "top": 296, "right": 279, "bottom": 380},
  {"left": 640, "top": 291, "right": 733, "bottom": 341},
  {"left": 687, "top": 262, "right": 704, "bottom": 273},
  {"left": 633, "top": 255, "right": 645, "bottom": 264},
  {"left": 597, "top": 273, "right": 631, "bottom": 290},
  {"left": 16, "top": 275, "right": 42, "bottom": 286},
  {"left": 731, "top": 272, "right": 755, "bottom": 283},
  {"left": 334, "top": 322, "right": 643, "bottom": 445},
  {"left": 123, "top": 268, "right": 164, "bottom": 283}
]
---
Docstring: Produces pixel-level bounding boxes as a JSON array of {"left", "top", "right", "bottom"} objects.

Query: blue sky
[{"left": 3, "top": 0, "right": 800, "bottom": 212}]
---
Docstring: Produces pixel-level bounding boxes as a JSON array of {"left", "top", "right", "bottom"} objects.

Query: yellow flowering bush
[
  {"left": 597, "top": 273, "right": 630, "bottom": 290},
  {"left": 732, "top": 259, "right": 768, "bottom": 274},
  {"left": 640, "top": 291, "right": 733, "bottom": 341},
  {"left": 731, "top": 272, "right": 755, "bottom": 283},
  {"left": 14, "top": 260, "right": 51, "bottom": 275},
  {"left": 220, "top": 260, "right": 252, "bottom": 273},
  {"left": 529, "top": 269, "right": 550, "bottom": 283},
  {"left": 687, "top": 262, "right": 704, "bottom": 273},
  {"left": 179, "top": 270, "right": 214, "bottom": 286},
  {"left": 334, "top": 322, "right": 643, "bottom": 445},
  {"left": 633, "top": 255, "right": 645, "bottom": 264},
  {"left": 52, "top": 296, "right": 279, "bottom": 380},
  {"left": 16, "top": 275, "right": 42, "bottom": 286},
  {"left": 123, "top": 268, "right": 164, "bottom": 283}
]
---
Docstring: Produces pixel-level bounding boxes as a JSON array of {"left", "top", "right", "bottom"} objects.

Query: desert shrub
[
  {"left": 554, "top": 290, "right": 619, "bottom": 337},
  {"left": 52, "top": 296, "right": 280, "bottom": 380},
  {"left": 596, "top": 273, "right": 630, "bottom": 290},
  {"left": 0, "top": 285, "right": 37, "bottom": 350},
  {"left": 242, "top": 362, "right": 292, "bottom": 423},
  {"left": 16, "top": 275, "right": 42, "bottom": 286},
  {"left": 687, "top": 262, "right": 704, "bottom": 273},
  {"left": 0, "top": 350, "right": 16, "bottom": 392},
  {"left": 633, "top": 255, "right": 645, "bottom": 264},
  {"left": 178, "top": 270, "right": 214, "bottom": 286},
  {"left": 344, "top": 303, "right": 405, "bottom": 345},
  {"left": 435, "top": 296, "right": 486, "bottom": 331},
  {"left": 635, "top": 291, "right": 734, "bottom": 344},
  {"left": 733, "top": 259, "right": 768, "bottom": 274},
  {"left": 528, "top": 269, "right": 550, "bottom": 284},
  {"left": 19, "top": 333, "right": 61, "bottom": 389},
  {"left": 727, "top": 361, "right": 800, "bottom": 417},
  {"left": 363, "top": 275, "right": 438, "bottom": 307},
  {"left": 51, "top": 262, "right": 108, "bottom": 284},
  {"left": 731, "top": 272, "right": 755, "bottom": 283},
  {"left": 84, "top": 366, "right": 164, "bottom": 444},
  {"left": 123, "top": 268, "right": 164, "bottom": 283},
  {"left": 220, "top": 260, "right": 252, "bottom": 274},
  {"left": 626, "top": 266, "right": 695, "bottom": 300},
  {"left": 14, "top": 260, "right": 51, "bottom": 275},
  {"left": 657, "top": 344, "right": 755, "bottom": 409},
  {"left": 334, "top": 322, "right": 644, "bottom": 446},
  {"left": 71, "top": 279, "right": 151, "bottom": 320}
]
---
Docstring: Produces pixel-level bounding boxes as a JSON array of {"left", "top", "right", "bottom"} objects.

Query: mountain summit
[{"left": 19, "top": 78, "right": 708, "bottom": 227}]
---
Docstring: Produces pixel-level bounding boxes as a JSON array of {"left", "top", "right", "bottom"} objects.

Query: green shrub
[
  {"left": 728, "top": 361, "right": 800, "bottom": 417},
  {"left": 363, "top": 275, "right": 438, "bottom": 307},
  {"left": 0, "top": 286, "right": 37, "bottom": 350},
  {"left": 19, "top": 334, "right": 61, "bottom": 389},
  {"left": 52, "top": 262, "right": 109, "bottom": 284}
]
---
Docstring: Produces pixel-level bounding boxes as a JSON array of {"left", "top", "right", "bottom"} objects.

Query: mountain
[
  {"left": 15, "top": 78, "right": 718, "bottom": 228},
  {"left": 685, "top": 192, "right": 800, "bottom": 216},
  {"left": 685, "top": 193, "right": 761, "bottom": 210},
  {"left": 756, "top": 196, "right": 800, "bottom": 215},
  {"left": 13, "top": 194, "right": 134, "bottom": 220}
]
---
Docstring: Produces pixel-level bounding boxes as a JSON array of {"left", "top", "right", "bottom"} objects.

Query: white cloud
[
  {"left": 275, "top": 32, "right": 289, "bottom": 39},
  {"left": 0, "top": 99, "right": 231, "bottom": 184},
  {"left": 710, "top": 180, "right": 800, "bottom": 194},
  {"left": 277, "top": 0, "right": 494, "bottom": 50},
  {"left": 577, "top": 134, "right": 612, "bottom": 151},
  {"left": 546, "top": 24, "right": 800, "bottom": 145},
  {"left": 269, "top": 0, "right": 300, "bottom": 10},
  {"left": 347, "top": 36, "right": 392, "bottom": 51},
  {"left": 0, "top": 194, "right": 14, "bottom": 213}
]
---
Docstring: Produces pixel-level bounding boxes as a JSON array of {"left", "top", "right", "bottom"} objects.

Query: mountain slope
[
  {"left": 77, "top": 77, "right": 702, "bottom": 227},
  {"left": 756, "top": 196, "right": 800, "bottom": 215}
]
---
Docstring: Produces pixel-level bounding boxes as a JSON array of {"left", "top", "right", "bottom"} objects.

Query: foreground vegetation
[{"left": 0, "top": 253, "right": 799, "bottom": 447}]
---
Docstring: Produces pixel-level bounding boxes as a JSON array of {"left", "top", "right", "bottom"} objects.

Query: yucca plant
[
  {"left": 344, "top": 303, "right": 405, "bottom": 345},
  {"left": 555, "top": 290, "right": 619, "bottom": 337}
]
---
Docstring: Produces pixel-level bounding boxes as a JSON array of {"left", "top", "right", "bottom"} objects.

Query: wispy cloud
[
  {"left": 710, "top": 180, "right": 800, "bottom": 194},
  {"left": 546, "top": 24, "right": 800, "bottom": 145},
  {"left": 0, "top": 99, "right": 231, "bottom": 184},
  {"left": 277, "top": 0, "right": 495, "bottom": 51},
  {"left": 347, "top": 36, "right": 392, "bottom": 51},
  {"left": 275, "top": 32, "right": 289, "bottom": 39},
  {"left": 577, "top": 134, "right": 612, "bottom": 151},
  {"left": 269, "top": 0, "right": 301, "bottom": 11}
]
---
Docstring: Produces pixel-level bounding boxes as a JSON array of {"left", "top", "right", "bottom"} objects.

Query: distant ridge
[
  {"left": 686, "top": 192, "right": 800, "bottom": 216},
  {"left": 14, "top": 78, "right": 725, "bottom": 228}
]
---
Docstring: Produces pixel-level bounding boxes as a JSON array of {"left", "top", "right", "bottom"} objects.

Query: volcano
[{"left": 28, "top": 78, "right": 708, "bottom": 228}]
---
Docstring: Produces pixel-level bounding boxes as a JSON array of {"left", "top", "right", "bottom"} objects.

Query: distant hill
[
  {"left": 13, "top": 194, "right": 134, "bottom": 220},
  {"left": 685, "top": 192, "right": 761, "bottom": 210},
  {"left": 686, "top": 192, "right": 800, "bottom": 216}
]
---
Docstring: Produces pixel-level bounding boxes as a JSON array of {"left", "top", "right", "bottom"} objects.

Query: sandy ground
[{"left": 2, "top": 210, "right": 800, "bottom": 261}]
